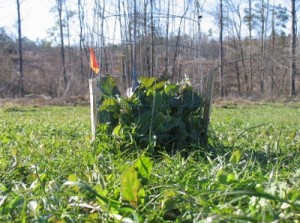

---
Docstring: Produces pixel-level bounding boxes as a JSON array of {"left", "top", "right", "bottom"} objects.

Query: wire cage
[{"left": 89, "top": 0, "right": 214, "bottom": 151}]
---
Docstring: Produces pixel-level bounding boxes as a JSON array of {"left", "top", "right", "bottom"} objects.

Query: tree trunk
[
  {"left": 248, "top": 0, "right": 253, "bottom": 93},
  {"left": 78, "top": 0, "right": 84, "bottom": 82},
  {"left": 270, "top": 6, "right": 275, "bottom": 93},
  {"left": 57, "top": 0, "right": 67, "bottom": 95},
  {"left": 290, "top": 0, "right": 296, "bottom": 96},
  {"left": 164, "top": 0, "right": 170, "bottom": 75},
  {"left": 132, "top": 0, "right": 138, "bottom": 86},
  {"left": 219, "top": 0, "right": 225, "bottom": 97},
  {"left": 16, "top": 0, "right": 24, "bottom": 97},
  {"left": 64, "top": 1, "right": 71, "bottom": 75},
  {"left": 259, "top": 0, "right": 266, "bottom": 95},
  {"left": 233, "top": 39, "right": 241, "bottom": 95},
  {"left": 230, "top": 1, "right": 248, "bottom": 95},
  {"left": 150, "top": 0, "right": 154, "bottom": 76}
]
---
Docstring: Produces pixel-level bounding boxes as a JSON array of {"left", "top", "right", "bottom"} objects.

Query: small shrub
[{"left": 97, "top": 76, "right": 206, "bottom": 154}]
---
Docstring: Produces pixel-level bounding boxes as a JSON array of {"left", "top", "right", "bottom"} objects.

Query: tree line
[{"left": 0, "top": 0, "right": 299, "bottom": 98}]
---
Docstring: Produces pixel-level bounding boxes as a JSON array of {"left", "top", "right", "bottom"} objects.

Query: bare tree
[
  {"left": 64, "top": 2, "right": 76, "bottom": 76},
  {"left": 227, "top": 0, "right": 248, "bottom": 95},
  {"left": 77, "top": 0, "right": 85, "bottom": 82},
  {"left": 270, "top": 3, "right": 289, "bottom": 93},
  {"left": 164, "top": 0, "right": 170, "bottom": 76},
  {"left": 244, "top": 0, "right": 254, "bottom": 93},
  {"left": 257, "top": 0, "right": 270, "bottom": 95},
  {"left": 219, "top": 0, "right": 225, "bottom": 97},
  {"left": 244, "top": 0, "right": 271, "bottom": 95},
  {"left": 16, "top": 0, "right": 24, "bottom": 97},
  {"left": 290, "top": 0, "right": 296, "bottom": 95},
  {"left": 56, "top": 0, "right": 67, "bottom": 96}
]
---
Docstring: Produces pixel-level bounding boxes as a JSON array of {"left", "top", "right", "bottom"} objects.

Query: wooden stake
[
  {"left": 89, "top": 77, "right": 100, "bottom": 141},
  {"left": 202, "top": 70, "right": 214, "bottom": 143}
]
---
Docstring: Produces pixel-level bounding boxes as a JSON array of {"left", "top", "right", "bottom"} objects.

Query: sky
[
  {"left": 0, "top": 0, "right": 290, "bottom": 43},
  {"left": 0, "top": 0, "right": 54, "bottom": 41},
  {"left": 0, "top": 0, "right": 216, "bottom": 43}
]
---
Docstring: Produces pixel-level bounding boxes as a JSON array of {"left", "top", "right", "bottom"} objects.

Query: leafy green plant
[{"left": 97, "top": 76, "right": 205, "bottom": 153}]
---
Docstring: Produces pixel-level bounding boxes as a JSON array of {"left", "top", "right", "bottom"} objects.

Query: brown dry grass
[{"left": 0, "top": 95, "right": 89, "bottom": 107}]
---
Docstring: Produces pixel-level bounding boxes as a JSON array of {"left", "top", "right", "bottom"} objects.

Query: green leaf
[
  {"left": 68, "top": 174, "right": 78, "bottom": 182},
  {"left": 227, "top": 173, "right": 236, "bottom": 182},
  {"left": 153, "top": 112, "right": 170, "bottom": 134},
  {"left": 153, "top": 80, "right": 166, "bottom": 90},
  {"left": 165, "top": 117, "right": 181, "bottom": 130},
  {"left": 164, "top": 83, "right": 179, "bottom": 95},
  {"left": 216, "top": 169, "right": 228, "bottom": 184},
  {"left": 67, "top": 174, "right": 80, "bottom": 192},
  {"left": 87, "top": 213, "right": 99, "bottom": 221},
  {"left": 64, "top": 181, "right": 120, "bottom": 210},
  {"left": 98, "top": 110, "right": 114, "bottom": 124},
  {"left": 134, "top": 111, "right": 152, "bottom": 135},
  {"left": 152, "top": 93, "right": 165, "bottom": 112},
  {"left": 99, "top": 76, "right": 120, "bottom": 96},
  {"left": 134, "top": 155, "right": 153, "bottom": 180},
  {"left": 290, "top": 190, "right": 300, "bottom": 202},
  {"left": 99, "top": 98, "right": 119, "bottom": 112},
  {"left": 120, "top": 166, "right": 141, "bottom": 207},
  {"left": 182, "top": 86, "right": 202, "bottom": 108},
  {"left": 139, "top": 77, "right": 157, "bottom": 88},
  {"left": 113, "top": 124, "right": 122, "bottom": 136},
  {"left": 93, "top": 185, "right": 109, "bottom": 206},
  {"left": 8, "top": 196, "right": 24, "bottom": 210},
  {"left": 230, "top": 150, "right": 243, "bottom": 165}
]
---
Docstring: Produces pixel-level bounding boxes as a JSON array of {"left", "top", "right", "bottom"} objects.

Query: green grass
[{"left": 0, "top": 103, "right": 299, "bottom": 222}]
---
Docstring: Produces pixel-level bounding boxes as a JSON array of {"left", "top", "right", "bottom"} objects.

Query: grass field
[{"left": 0, "top": 103, "right": 299, "bottom": 222}]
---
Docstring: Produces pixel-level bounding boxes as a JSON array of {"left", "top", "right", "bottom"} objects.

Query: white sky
[
  {"left": 0, "top": 0, "right": 54, "bottom": 41},
  {"left": 0, "top": 0, "right": 290, "bottom": 43},
  {"left": 0, "top": 0, "right": 216, "bottom": 42}
]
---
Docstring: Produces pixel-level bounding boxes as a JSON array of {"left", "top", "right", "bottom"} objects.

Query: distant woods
[{"left": 0, "top": 0, "right": 298, "bottom": 98}]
